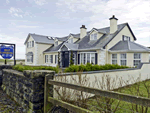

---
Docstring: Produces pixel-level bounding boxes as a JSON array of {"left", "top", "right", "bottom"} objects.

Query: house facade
[{"left": 24, "top": 15, "right": 150, "bottom": 67}]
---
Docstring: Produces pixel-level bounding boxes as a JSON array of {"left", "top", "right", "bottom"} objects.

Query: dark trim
[
  {"left": 126, "top": 23, "right": 137, "bottom": 41},
  {"left": 95, "top": 53, "right": 97, "bottom": 64},
  {"left": 78, "top": 54, "right": 80, "bottom": 64},
  {"left": 51, "top": 55, "right": 53, "bottom": 63}
]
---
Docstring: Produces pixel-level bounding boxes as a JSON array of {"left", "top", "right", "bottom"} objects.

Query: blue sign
[{"left": 0, "top": 45, "right": 13, "bottom": 59}]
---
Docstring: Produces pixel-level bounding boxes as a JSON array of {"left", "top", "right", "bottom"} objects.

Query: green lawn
[
  {"left": 87, "top": 80, "right": 150, "bottom": 113},
  {"left": 0, "top": 59, "right": 13, "bottom": 62}
]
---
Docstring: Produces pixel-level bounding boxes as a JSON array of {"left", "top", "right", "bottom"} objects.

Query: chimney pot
[{"left": 80, "top": 25, "right": 87, "bottom": 29}]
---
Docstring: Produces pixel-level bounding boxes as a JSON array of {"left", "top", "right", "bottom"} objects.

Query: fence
[{"left": 44, "top": 74, "right": 150, "bottom": 113}]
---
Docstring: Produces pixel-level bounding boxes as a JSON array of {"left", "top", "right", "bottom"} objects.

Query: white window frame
[
  {"left": 91, "top": 33, "right": 97, "bottom": 40},
  {"left": 27, "top": 55, "right": 32, "bottom": 62},
  {"left": 123, "top": 35, "right": 130, "bottom": 41},
  {"left": 133, "top": 53, "right": 141, "bottom": 67},
  {"left": 55, "top": 55, "right": 58, "bottom": 64},
  {"left": 120, "top": 53, "right": 127, "bottom": 66},
  {"left": 45, "top": 55, "right": 48, "bottom": 63},
  {"left": 80, "top": 52, "right": 96, "bottom": 64},
  {"left": 49, "top": 55, "right": 52, "bottom": 63},
  {"left": 112, "top": 54, "right": 117, "bottom": 64},
  {"left": 32, "top": 41, "right": 34, "bottom": 47}
]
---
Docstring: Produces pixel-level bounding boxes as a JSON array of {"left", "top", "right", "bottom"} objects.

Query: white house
[{"left": 24, "top": 15, "right": 150, "bottom": 67}]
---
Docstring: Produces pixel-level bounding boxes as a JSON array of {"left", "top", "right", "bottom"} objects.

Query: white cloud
[
  {"left": 56, "top": 0, "right": 150, "bottom": 46},
  {"left": 6, "top": 0, "right": 10, "bottom": 4},
  {"left": 34, "top": 0, "right": 47, "bottom": 6},
  {"left": 8, "top": 7, "right": 33, "bottom": 18},
  {"left": 17, "top": 25, "right": 39, "bottom": 28}
]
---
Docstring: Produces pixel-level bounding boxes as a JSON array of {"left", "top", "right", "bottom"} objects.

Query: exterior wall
[
  {"left": 43, "top": 52, "right": 58, "bottom": 67},
  {"left": 25, "top": 36, "right": 35, "bottom": 65},
  {"left": 106, "top": 25, "right": 135, "bottom": 50},
  {"left": 54, "top": 63, "right": 150, "bottom": 99},
  {"left": 58, "top": 41, "right": 62, "bottom": 45},
  {"left": 80, "top": 28, "right": 86, "bottom": 39},
  {"left": 90, "top": 30, "right": 103, "bottom": 40},
  {"left": 97, "top": 49, "right": 106, "bottom": 65},
  {"left": 36, "top": 43, "right": 52, "bottom": 65},
  {"left": 108, "top": 52, "right": 149, "bottom": 67}
]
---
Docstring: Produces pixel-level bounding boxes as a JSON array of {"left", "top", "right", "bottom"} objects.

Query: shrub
[
  {"left": 12, "top": 65, "right": 59, "bottom": 73},
  {"left": 64, "top": 64, "right": 130, "bottom": 72}
]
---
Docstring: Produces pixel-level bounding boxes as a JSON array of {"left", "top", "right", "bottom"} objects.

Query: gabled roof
[
  {"left": 109, "top": 41, "right": 150, "bottom": 52},
  {"left": 59, "top": 42, "right": 79, "bottom": 51},
  {"left": 24, "top": 33, "right": 54, "bottom": 45},
  {"left": 41, "top": 23, "right": 137, "bottom": 52},
  {"left": 43, "top": 42, "right": 65, "bottom": 53}
]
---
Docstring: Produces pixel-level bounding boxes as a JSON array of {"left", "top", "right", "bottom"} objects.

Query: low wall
[
  {"left": 54, "top": 63, "right": 150, "bottom": 99},
  {"left": 1, "top": 69, "right": 54, "bottom": 113},
  {"left": 0, "top": 65, "right": 12, "bottom": 86}
]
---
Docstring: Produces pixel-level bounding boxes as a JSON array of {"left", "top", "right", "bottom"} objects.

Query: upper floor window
[
  {"left": 133, "top": 53, "right": 141, "bottom": 67},
  {"left": 123, "top": 35, "right": 130, "bottom": 41},
  {"left": 91, "top": 33, "right": 97, "bottom": 40},
  {"left": 120, "top": 53, "right": 126, "bottom": 66},
  {"left": 55, "top": 41, "right": 58, "bottom": 46},
  {"left": 68, "top": 38, "right": 73, "bottom": 43},
  {"left": 32, "top": 41, "right": 34, "bottom": 47}
]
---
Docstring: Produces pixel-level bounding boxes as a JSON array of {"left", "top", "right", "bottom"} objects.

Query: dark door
[{"left": 62, "top": 51, "right": 69, "bottom": 67}]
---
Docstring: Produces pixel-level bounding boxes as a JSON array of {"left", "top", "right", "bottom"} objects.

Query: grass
[
  {"left": 0, "top": 59, "right": 13, "bottom": 62},
  {"left": 87, "top": 80, "right": 150, "bottom": 113}
]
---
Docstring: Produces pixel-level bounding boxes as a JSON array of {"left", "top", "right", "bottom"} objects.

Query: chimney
[
  {"left": 80, "top": 25, "right": 87, "bottom": 39},
  {"left": 109, "top": 15, "right": 118, "bottom": 34}
]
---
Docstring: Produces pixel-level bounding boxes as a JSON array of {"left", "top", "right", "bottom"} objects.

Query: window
[
  {"left": 123, "top": 35, "right": 130, "bottom": 41},
  {"left": 32, "top": 41, "right": 34, "bottom": 47},
  {"left": 27, "top": 42, "right": 29, "bottom": 48},
  {"left": 80, "top": 53, "right": 96, "bottom": 64},
  {"left": 55, "top": 55, "right": 58, "bottom": 64},
  {"left": 91, "top": 53, "right": 95, "bottom": 64},
  {"left": 45, "top": 55, "right": 48, "bottom": 63},
  {"left": 91, "top": 33, "right": 97, "bottom": 40},
  {"left": 55, "top": 41, "right": 58, "bottom": 46},
  {"left": 112, "top": 54, "right": 117, "bottom": 64},
  {"left": 49, "top": 55, "right": 53, "bottom": 63},
  {"left": 120, "top": 53, "right": 126, "bottom": 65},
  {"left": 68, "top": 38, "right": 73, "bottom": 43},
  {"left": 27, "top": 55, "right": 33, "bottom": 62},
  {"left": 133, "top": 53, "right": 141, "bottom": 66}
]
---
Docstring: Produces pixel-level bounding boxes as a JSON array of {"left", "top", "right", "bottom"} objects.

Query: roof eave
[{"left": 108, "top": 50, "right": 150, "bottom": 53}]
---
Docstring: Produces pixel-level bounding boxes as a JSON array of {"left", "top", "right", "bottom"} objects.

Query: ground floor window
[
  {"left": 112, "top": 54, "right": 117, "bottom": 64},
  {"left": 55, "top": 55, "right": 58, "bottom": 64},
  {"left": 45, "top": 55, "right": 48, "bottom": 63},
  {"left": 120, "top": 53, "right": 126, "bottom": 66},
  {"left": 133, "top": 53, "right": 141, "bottom": 66},
  {"left": 27, "top": 55, "right": 33, "bottom": 62},
  {"left": 80, "top": 52, "right": 96, "bottom": 64}
]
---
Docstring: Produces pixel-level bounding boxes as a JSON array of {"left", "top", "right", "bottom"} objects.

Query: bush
[
  {"left": 64, "top": 63, "right": 130, "bottom": 72},
  {"left": 12, "top": 65, "right": 59, "bottom": 73}
]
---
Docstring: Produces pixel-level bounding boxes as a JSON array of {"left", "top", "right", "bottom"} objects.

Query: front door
[{"left": 62, "top": 51, "right": 69, "bottom": 67}]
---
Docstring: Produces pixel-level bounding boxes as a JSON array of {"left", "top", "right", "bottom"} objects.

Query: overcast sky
[{"left": 0, "top": 0, "right": 150, "bottom": 59}]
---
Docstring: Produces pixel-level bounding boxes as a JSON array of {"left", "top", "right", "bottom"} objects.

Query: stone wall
[
  {"left": 0, "top": 65, "right": 12, "bottom": 87},
  {"left": 1, "top": 69, "right": 54, "bottom": 113}
]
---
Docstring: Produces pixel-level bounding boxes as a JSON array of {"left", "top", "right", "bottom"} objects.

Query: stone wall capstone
[{"left": 1, "top": 69, "right": 54, "bottom": 113}]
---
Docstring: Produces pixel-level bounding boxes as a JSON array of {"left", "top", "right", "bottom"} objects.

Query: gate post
[{"left": 44, "top": 72, "right": 55, "bottom": 113}]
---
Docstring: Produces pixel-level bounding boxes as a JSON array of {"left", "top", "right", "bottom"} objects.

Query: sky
[{"left": 0, "top": 0, "right": 150, "bottom": 59}]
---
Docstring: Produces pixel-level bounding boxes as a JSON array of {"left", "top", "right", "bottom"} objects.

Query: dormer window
[
  {"left": 91, "top": 33, "right": 97, "bottom": 40},
  {"left": 68, "top": 38, "right": 73, "bottom": 43},
  {"left": 55, "top": 41, "right": 58, "bottom": 46},
  {"left": 123, "top": 35, "right": 130, "bottom": 41}
]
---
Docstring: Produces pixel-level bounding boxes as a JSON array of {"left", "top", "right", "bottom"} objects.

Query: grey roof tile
[
  {"left": 42, "top": 23, "right": 137, "bottom": 52},
  {"left": 109, "top": 41, "right": 150, "bottom": 52},
  {"left": 24, "top": 33, "right": 54, "bottom": 44}
]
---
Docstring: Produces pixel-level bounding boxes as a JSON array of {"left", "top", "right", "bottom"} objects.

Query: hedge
[
  {"left": 64, "top": 63, "right": 131, "bottom": 72},
  {"left": 12, "top": 64, "right": 59, "bottom": 73}
]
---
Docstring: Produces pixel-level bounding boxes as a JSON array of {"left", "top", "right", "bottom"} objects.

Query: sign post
[{"left": 0, "top": 43, "right": 16, "bottom": 65}]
